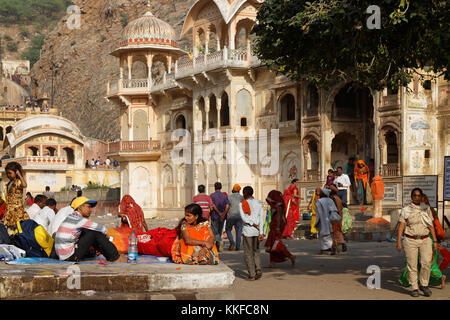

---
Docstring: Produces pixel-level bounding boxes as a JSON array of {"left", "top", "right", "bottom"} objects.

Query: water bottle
[{"left": 128, "top": 232, "right": 138, "bottom": 264}]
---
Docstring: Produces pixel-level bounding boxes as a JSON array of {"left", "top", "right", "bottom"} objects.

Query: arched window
[
  {"left": 385, "top": 131, "right": 398, "bottom": 164},
  {"left": 236, "top": 89, "right": 252, "bottom": 127},
  {"left": 131, "top": 57, "right": 147, "bottom": 79},
  {"left": 209, "top": 95, "right": 217, "bottom": 129},
  {"left": 5, "top": 126, "right": 12, "bottom": 134},
  {"left": 220, "top": 92, "right": 230, "bottom": 127},
  {"left": 63, "top": 147, "right": 75, "bottom": 164},
  {"left": 45, "top": 147, "right": 56, "bottom": 156},
  {"left": 280, "top": 94, "right": 295, "bottom": 122},
  {"left": 306, "top": 85, "right": 319, "bottom": 116},
  {"left": 0, "top": 127, "right": 3, "bottom": 141},
  {"left": 240, "top": 117, "right": 248, "bottom": 127},
  {"left": 199, "top": 97, "right": 206, "bottom": 130},
  {"left": 176, "top": 114, "right": 186, "bottom": 130},
  {"left": 28, "top": 146, "right": 39, "bottom": 156}
]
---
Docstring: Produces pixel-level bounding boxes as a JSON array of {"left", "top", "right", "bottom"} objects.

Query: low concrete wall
[
  {"left": 54, "top": 188, "right": 120, "bottom": 203},
  {"left": 54, "top": 188, "right": 120, "bottom": 215}
]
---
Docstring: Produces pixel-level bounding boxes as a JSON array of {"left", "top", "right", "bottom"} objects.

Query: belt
[{"left": 405, "top": 234, "right": 429, "bottom": 240}]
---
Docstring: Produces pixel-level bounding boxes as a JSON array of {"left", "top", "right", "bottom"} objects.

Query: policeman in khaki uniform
[{"left": 397, "top": 188, "right": 438, "bottom": 297}]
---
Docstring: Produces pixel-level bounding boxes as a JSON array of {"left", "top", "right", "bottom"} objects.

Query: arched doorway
[
  {"left": 279, "top": 93, "right": 295, "bottom": 122},
  {"left": 331, "top": 83, "right": 374, "bottom": 166},
  {"left": 63, "top": 147, "right": 75, "bottom": 164}
]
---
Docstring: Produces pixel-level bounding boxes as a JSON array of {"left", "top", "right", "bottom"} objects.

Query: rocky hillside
[{"left": 31, "top": 0, "right": 195, "bottom": 140}]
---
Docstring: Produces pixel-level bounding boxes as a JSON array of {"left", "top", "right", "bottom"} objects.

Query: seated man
[
  {"left": 32, "top": 198, "right": 57, "bottom": 233},
  {"left": 55, "top": 196, "right": 127, "bottom": 262},
  {"left": 49, "top": 201, "right": 75, "bottom": 238},
  {"left": 26, "top": 195, "right": 47, "bottom": 220}
]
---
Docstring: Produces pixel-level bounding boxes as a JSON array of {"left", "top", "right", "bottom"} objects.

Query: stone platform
[{"left": 0, "top": 261, "right": 235, "bottom": 300}]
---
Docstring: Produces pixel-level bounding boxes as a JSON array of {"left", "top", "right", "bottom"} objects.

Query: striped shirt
[
  {"left": 55, "top": 211, "right": 107, "bottom": 260},
  {"left": 193, "top": 193, "right": 213, "bottom": 220}
]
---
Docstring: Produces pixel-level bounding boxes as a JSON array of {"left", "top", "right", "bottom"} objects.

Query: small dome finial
[{"left": 146, "top": 0, "right": 151, "bottom": 12}]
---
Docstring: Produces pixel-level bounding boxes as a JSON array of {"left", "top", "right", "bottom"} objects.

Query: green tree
[
  {"left": 6, "top": 41, "right": 18, "bottom": 52},
  {"left": 21, "top": 33, "right": 45, "bottom": 67},
  {"left": 252, "top": 0, "right": 450, "bottom": 91}
]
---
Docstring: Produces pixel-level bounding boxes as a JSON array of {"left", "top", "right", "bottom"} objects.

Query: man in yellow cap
[
  {"left": 225, "top": 184, "right": 244, "bottom": 251},
  {"left": 54, "top": 197, "right": 127, "bottom": 262}
]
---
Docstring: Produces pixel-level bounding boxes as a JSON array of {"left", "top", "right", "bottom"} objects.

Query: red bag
[
  {"left": 434, "top": 216, "right": 445, "bottom": 241},
  {"left": 137, "top": 227, "right": 178, "bottom": 257}
]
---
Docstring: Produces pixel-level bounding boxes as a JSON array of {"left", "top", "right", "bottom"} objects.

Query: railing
[
  {"left": 304, "top": 169, "right": 321, "bottom": 182},
  {"left": 2, "top": 156, "right": 69, "bottom": 168},
  {"left": 107, "top": 48, "right": 262, "bottom": 96},
  {"left": 123, "top": 79, "right": 148, "bottom": 89},
  {"left": 108, "top": 140, "right": 161, "bottom": 153},
  {"left": 382, "top": 163, "right": 400, "bottom": 177},
  {"left": 382, "top": 94, "right": 401, "bottom": 108}
]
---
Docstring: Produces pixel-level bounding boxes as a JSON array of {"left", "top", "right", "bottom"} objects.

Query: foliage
[
  {"left": 19, "top": 26, "right": 30, "bottom": 38},
  {"left": 6, "top": 41, "right": 17, "bottom": 52},
  {"left": 251, "top": 0, "right": 450, "bottom": 91},
  {"left": 3, "top": 34, "right": 12, "bottom": 41},
  {"left": 121, "top": 12, "right": 129, "bottom": 27},
  {"left": 84, "top": 183, "right": 109, "bottom": 190},
  {"left": 21, "top": 34, "right": 45, "bottom": 67},
  {"left": 0, "top": 0, "right": 72, "bottom": 26}
]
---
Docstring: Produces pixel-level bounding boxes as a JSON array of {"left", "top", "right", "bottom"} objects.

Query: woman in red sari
[
  {"left": 118, "top": 195, "right": 149, "bottom": 234},
  {"left": 281, "top": 179, "right": 301, "bottom": 238},
  {"left": 264, "top": 190, "right": 296, "bottom": 268}
]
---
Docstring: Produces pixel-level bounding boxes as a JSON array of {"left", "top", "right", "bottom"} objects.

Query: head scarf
[
  {"left": 354, "top": 160, "right": 370, "bottom": 189},
  {"left": 119, "top": 195, "right": 145, "bottom": 233},
  {"left": 233, "top": 184, "right": 241, "bottom": 192},
  {"left": 266, "top": 190, "right": 284, "bottom": 210},
  {"left": 321, "top": 188, "right": 331, "bottom": 197}
]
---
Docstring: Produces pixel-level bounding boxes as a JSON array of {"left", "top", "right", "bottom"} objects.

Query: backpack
[
  {"left": 0, "top": 223, "right": 10, "bottom": 244},
  {"left": 12, "top": 220, "right": 54, "bottom": 258}
]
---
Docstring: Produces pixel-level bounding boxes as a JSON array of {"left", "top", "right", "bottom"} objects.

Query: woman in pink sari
[{"left": 282, "top": 179, "right": 301, "bottom": 238}]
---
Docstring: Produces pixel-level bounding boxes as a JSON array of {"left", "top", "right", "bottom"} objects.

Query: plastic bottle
[{"left": 128, "top": 232, "right": 138, "bottom": 264}]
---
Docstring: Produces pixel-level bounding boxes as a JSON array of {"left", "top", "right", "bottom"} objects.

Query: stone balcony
[
  {"left": 304, "top": 169, "right": 321, "bottom": 182},
  {"left": 381, "top": 94, "right": 401, "bottom": 110},
  {"left": 107, "top": 140, "right": 162, "bottom": 161},
  {"left": 0, "top": 107, "right": 58, "bottom": 120},
  {"left": 1, "top": 156, "right": 70, "bottom": 171},
  {"left": 381, "top": 163, "right": 400, "bottom": 177},
  {"left": 107, "top": 48, "right": 262, "bottom": 97}
]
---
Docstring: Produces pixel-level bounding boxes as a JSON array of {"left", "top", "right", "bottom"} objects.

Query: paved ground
[{"left": 220, "top": 238, "right": 450, "bottom": 300}]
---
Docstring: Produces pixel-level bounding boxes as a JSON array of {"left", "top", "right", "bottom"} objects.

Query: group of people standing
[{"left": 190, "top": 180, "right": 300, "bottom": 280}]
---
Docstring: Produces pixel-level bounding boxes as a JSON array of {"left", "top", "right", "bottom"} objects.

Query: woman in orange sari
[
  {"left": 171, "top": 203, "right": 219, "bottom": 265},
  {"left": 281, "top": 179, "right": 301, "bottom": 238},
  {"left": 354, "top": 160, "right": 370, "bottom": 205}
]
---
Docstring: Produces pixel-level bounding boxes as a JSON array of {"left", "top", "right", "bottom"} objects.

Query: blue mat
[{"left": 5, "top": 255, "right": 173, "bottom": 265}]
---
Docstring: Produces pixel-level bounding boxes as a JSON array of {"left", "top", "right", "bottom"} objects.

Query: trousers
[
  {"left": 225, "top": 215, "right": 243, "bottom": 249},
  {"left": 404, "top": 236, "right": 432, "bottom": 290},
  {"left": 67, "top": 229, "right": 120, "bottom": 262},
  {"left": 243, "top": 235, "right": 261, "bottom": 278}
]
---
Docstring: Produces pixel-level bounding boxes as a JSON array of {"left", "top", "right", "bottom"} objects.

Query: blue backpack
[{"left": 12, "top": 220, "right": 54, "bottom": 258}]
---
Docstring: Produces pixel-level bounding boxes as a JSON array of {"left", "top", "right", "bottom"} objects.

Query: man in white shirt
[
  {"left": 239, "top": 186, "right": 265, "bottom": 280},
  {"left": 26, "top": 194, "right": 48, "bottom": 220},
  {"left": 48, "top": 204, "right": 75, "bottom": 238},
  {"left": 333, "top": 166, "right": 351, "bottom": 206},
  {"left": 32, "top": 198, "right": 57, "bottom": 233}
]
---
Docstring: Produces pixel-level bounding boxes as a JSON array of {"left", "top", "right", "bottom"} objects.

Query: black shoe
[
  {"left": 342, "top": 243, "right": 347, "bottom": 252},
  {"left": 410, "top": 290, "right": 419, "bottom": 297},
  {"left": 419, "top": 286, "right": 432, "bottom": 297}
]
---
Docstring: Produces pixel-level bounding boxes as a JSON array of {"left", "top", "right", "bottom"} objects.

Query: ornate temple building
[{"left": 106, "top": 0, "right": 450, "bottom": 218}]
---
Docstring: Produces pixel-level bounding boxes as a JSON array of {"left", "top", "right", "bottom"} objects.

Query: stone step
[{"left": 0, "top": 262, "right": 235, "bottom": 299}]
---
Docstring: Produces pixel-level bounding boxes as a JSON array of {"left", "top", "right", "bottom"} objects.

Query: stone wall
[{"left": 54, "top": 187, "right": 120, "bottom": 215}]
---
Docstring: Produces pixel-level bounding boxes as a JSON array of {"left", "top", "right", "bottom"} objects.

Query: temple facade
[{"left": 106, "top": 0, "right": 450, "bottom": 218}]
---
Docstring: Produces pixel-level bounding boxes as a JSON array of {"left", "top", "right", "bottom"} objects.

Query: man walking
[
  {"left": 226, "top": 184, "right": 244, "bottom": 251},
  {"left": 333, "top": 166, "right": 351, "bottom": 207},
  {"left": 43, "top": 186, "right": 54, "bottom": 199},
  {"left": 210, "top": 182, "right": 230, "bottom": 252},
  {"left": 239, "top": 186, "right": 265, "bottom": 280},
  {"left": 193, "top": 184, "right": 216, "bottom": 220}
]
